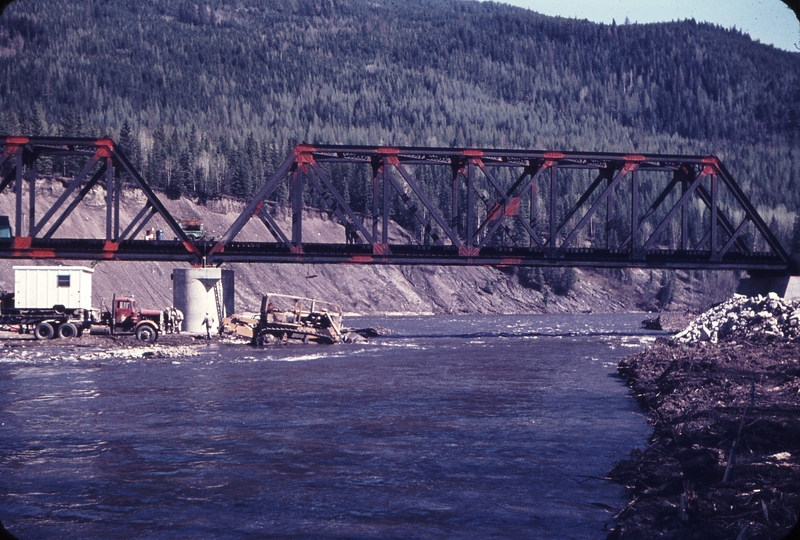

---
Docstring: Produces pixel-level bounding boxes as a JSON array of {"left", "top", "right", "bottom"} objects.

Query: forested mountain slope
[
  {"left": 1, "top": 0, "right": 798, "bottom": 232},
  {"left": 0, "top": 0, "right": 798, "bottom": 262}
]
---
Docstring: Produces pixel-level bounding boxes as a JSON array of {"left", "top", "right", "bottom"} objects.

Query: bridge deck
[{"left": 0, "top": 238, "right": 788, "bottom": 272}]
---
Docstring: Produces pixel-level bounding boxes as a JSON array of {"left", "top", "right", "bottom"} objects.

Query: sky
[{"left": 484, "top": 0, "right": 800, "bottom": 52}]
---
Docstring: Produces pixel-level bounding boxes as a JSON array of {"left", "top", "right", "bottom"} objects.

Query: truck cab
[
  {"left": 179, "top": 219, "right": 204, "bottom": 240},
  {"left": 110, "top": 296, "right": 162, "bottom": 342},
  {"left": 113, "top": 297, "right": 137, "bottom": 329}
]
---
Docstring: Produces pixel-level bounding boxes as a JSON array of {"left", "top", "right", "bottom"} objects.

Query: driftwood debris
[{"left": 609, "top": 304, "right": 800, "bottom": 539}]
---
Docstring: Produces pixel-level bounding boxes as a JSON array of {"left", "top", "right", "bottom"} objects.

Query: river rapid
[{"left": 0, "top": 313, "right": 658, "bottom": 539}]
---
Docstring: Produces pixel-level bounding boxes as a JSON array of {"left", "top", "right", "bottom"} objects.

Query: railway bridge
[{"left": 0, "top": 136, "right": 795, "bottom": 278}]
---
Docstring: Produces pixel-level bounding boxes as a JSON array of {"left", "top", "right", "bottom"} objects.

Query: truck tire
[
  {"left": 57, "top": 323, "right": 78, "bottom": 339},
  {"left": 135, "top": 324, "right": 158, "bottom": 343},
  {"left": 34, "top": 322, "right": 55, "bottom": 340}
]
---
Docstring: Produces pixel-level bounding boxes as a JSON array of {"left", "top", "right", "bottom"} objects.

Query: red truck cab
[{"left": 111, "top": 296, "right": 161, "bottom": 342}]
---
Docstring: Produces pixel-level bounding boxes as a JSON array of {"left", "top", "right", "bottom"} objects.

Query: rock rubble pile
[
  {"left": 80, "top": 345, "right": 201, "bottom": 360},
  {"left": 0, "top": 344, "right": 200, "bottom": 363},
  {"left": 674, "top": 293, "right": 800, "bottom": 344}
]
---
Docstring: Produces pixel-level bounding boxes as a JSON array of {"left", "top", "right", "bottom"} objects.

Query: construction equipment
[
  {"left": 223, "top": 293, "right": 344, "bottom": 345},
  {"left": 1, "top": 266, "right": 170, "bottom": 342}
]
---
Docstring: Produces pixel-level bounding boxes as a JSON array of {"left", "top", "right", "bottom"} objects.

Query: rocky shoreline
[
  {"left": 0, "top": 331, "right": 219, "bottom": 362},
  {"left": 607, "top": 300, "right": 800, "bottom": 539}
]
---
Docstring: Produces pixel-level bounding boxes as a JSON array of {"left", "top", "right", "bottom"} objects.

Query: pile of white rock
[
  {"left": 674, "top": 292, "right": 800, "bottom": 344},
  {"left": 73, "top": 345, "right": 201, "bottom": 360},
  {"left": 1, "top": 345, "right": 201, "bottom": 363}
]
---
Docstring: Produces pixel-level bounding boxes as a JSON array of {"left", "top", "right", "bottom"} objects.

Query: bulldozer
[{"left": 223, "top": 293, "right": 344, "bottom": 345}]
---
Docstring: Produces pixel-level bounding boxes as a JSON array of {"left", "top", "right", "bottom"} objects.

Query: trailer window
[{"left": 57, "top": 275, "right": 70, "bottom": 287}]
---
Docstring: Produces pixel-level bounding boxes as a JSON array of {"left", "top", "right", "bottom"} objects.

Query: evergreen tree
[
  {"left": 228, "top": 147, "right": 247, "bottom": 198},
  {"left": 118, "top": 121, "right": 134, "bottom": 153},
  {"left": 150, "top": 126, "right": 168, "bottom": 188},
  {"left": 791, "top": 215, "right": 800, "bottom": 255}
]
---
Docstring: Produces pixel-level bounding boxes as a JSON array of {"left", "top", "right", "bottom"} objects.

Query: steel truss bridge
[{"left": 0, "top": 136, "right": 794, "bottom": 274}]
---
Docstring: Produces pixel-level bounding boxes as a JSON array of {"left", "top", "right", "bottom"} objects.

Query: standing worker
[
  {"left": 174, "top": 308, "right": 184, "bottom": 333},
  {"left": 202, "top": 312, "right": 213, "bottom": 339},
  {"left": 345, "top": 222, "right": 354, "bottom": 244}
]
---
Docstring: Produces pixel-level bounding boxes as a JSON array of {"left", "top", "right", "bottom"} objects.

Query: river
[{"left": 0, "top": 313, "right": 658, "bottom": 539}]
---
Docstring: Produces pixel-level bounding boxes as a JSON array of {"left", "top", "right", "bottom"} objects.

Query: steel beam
[{"left": 0, "top": 138, "right": 790, "bottom": 273}]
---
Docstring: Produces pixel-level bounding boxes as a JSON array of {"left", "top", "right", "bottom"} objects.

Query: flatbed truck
[
  {"left": 0, "top": 293, "right": 91, "bottom": 339},
  {"left": 0, "top": 292, "right": 168, "bottom": 343}
]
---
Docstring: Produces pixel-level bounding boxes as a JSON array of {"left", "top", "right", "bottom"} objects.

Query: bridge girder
[
  {"left": 0, "top": 137, "right": 792, "bottom": 274},
  {"left": 209, "top": 144, "right": 791, "bottom": 272},
  {"left": 0, "top": 136, "right": 199, "bottom": 261}
]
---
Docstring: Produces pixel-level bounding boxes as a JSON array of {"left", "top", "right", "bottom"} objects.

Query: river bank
[{"left": 607, "top": 336, "right": 800, "bottom": 539}]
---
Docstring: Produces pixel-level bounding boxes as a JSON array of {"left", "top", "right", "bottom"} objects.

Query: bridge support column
[
  {"left": 172, "top": 268, "right": 235, "bottom": 334},
  {"left": 736, "top": 275, "right": 800, "bottom": 301}
]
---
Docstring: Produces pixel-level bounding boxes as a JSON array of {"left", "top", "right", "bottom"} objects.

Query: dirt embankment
[
  {"left": 0, "top": 180, "right": 734, "bottom": 315},
  {"left": 608, "top": 323, "right": 800, "bottom": 538}
]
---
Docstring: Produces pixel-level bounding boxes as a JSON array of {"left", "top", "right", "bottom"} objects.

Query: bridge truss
[
  {"left": 0, "top": 136, "right": 200, "bottom": 262},
  {"left": 212, "top": 144, "right": 791, "bottom": 272},
  {"left": 0, "top": 137, "right": 792, "bottom": 273}
]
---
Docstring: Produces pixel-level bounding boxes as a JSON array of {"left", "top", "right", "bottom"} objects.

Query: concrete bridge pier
[
  {"left": 172, "top": 268, "right": 235, "bottom": 334},
  {"left": 737, "top": 256, "right": 800, "bottom": 300},
  {"left": 737, "top": 275, "right": 800, "bottom": 301}
]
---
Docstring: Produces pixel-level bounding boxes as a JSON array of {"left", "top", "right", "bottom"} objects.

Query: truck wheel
[
  {"left": 34, "top": 322, "right": 55, "bottom": 340},
  {"left": 58, "top": 323, "right": 78, "bottom": 339},
  {"left": 135, "top": 325, "right": 157, "bottom": 343}
]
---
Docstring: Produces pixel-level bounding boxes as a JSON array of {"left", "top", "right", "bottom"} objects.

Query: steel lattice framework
[
  {"left": 0, "top": 136, "right": 200, "bottom": 262},
  {"left": 0, "top": 137, "right": 793, "bottom": 273},
  {"left": 211, "top": 144, "right": 792, "bottom": 272}
]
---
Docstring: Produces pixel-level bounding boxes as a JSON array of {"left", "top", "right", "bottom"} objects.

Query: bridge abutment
[{"left": 737, "top": 275, "right": 800, "bottom": 301}]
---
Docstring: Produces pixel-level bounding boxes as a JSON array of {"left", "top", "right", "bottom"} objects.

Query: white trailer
[
  {"left": 1, "top": 266, "right": 168, "bottom": 342},
  {"left": 13, "top": 266, "right": 94, "bottom": 310}
]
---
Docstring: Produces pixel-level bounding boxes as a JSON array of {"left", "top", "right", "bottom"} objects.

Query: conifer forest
[{"left": 1, "top": 0, "right": 798, "bottom": 250}]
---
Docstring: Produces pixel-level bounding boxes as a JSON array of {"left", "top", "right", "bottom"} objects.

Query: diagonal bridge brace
[
  {"left": 555, "top": 164, "right": 633, "bottom": 256},
  {"left": 470, "top": 159, "right": 547, "bottom": 251},
  {"left": 0, "top": 136, "right": 199, "bottom": 262}
]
